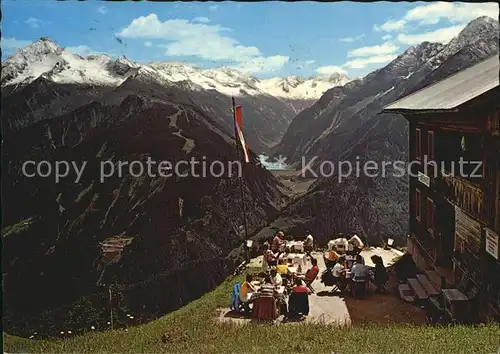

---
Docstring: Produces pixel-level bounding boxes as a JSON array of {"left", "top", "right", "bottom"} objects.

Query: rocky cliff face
[
  {"left": 1, "top": 76, "right": 288, "bottom": 335},
  {"left": 272, "top": 16, "right": 499, "bottom": 245}
]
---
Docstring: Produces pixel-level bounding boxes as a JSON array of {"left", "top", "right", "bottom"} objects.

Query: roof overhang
[
  {"left": 380, "top": 55, "right": 499, "bottom": 116},
  {"left": 381, "top": 85, "right": 500, "bottom": 119},
  {"left": 381, "top": 108, "right": 459, "bottom": 115}
]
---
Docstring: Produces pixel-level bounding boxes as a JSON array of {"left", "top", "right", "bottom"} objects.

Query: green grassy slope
[{"left": 4, "top": 272, "right": 500, "bottom": 353}]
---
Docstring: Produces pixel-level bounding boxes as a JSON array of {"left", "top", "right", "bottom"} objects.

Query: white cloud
[
  {"left": 343, "top": 55, "right": 398, "bottom": 69},
  {"left": 144, "top": 41, "right": 153, "bottom": 47},
  {"left": 97, "top": 5, "right": 108, "bottom": 14},
  {"left": 347, "top": 42, "right": 399, "bottom": 57},
  {"left": 404, "top": 2, "right": 498, "bottom": 26},
  {"left": 339, "top": 35, "right": 365, "bottom": 43},
  {"left": 25, "top": 17, "right": 43, "bottom": 28},
  {"left": 231, "top": 56, "right": 289, "bottom": 74},
  {"left": 373, "top": 19, "right": 407, "bottom": 32},
  {"left": 382, "top": 34, "right": 392, "bottom": 40},
  {"left": 209, "top": 5, "right": 219, "bottom": 12},
  {"left": 193, "top": 17, "right": 210, "bottom": 23},
  {"left": 374, "top": 3, "right": 498, "bottom": 33},
  {"left": 396, "top": 24, "right": 467, "bottom": 45},
  {"left": 315, "top": 65, "right": 348, "bottom": 76},
  {"left": 119, "top": 13, "right": 288, "bottom": 74},
  {"left": 305, "top": 60, "right": 316, "bottom": 65},
  {"left": 2, "top": 37, "right": 31, "bottom": 52}
]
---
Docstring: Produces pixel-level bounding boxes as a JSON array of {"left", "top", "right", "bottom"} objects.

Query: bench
[
  {"left": 398, "top": 284, "right": 414, "bottom": 303},
  {"left": 424, "top": 270, "right": 442, "bottom": 291},
  {"left": 427, "top": 296, "right": 445, "bottom": 324},
  {"left": 429, "top": 296, "right": 444, "bottom": 311},
  {"left": 417, "top": 274, "right": 440, "bottom": 297},
  {"left": 442, "top": 288, "right": 470, "bottom": 323},
  {"left": 407, "top": 278, "right": 429, "bottom": 301}
]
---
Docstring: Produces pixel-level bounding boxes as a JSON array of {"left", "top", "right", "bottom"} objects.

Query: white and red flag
[{"left": 234, "top": 105, "right": 250, "bottom": 163}]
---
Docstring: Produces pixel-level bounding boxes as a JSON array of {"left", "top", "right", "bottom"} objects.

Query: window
[
  {"left": 427, "top": 198, "right": 435, "bottom": 235},
  {"left": 428, "top": 130, "right": 435, "bottom": 161},
  {"left": 427, "top": 130, "right": 435, "bottom": 176},
  {"left": 416, "top": 128, "right": 422, "bottom": 160},
  {"left": 489, "top": 110, "right": 500, "bottom": 135},
  {"left": 415, "top": 189, "right": 421, "bottom": 222}
]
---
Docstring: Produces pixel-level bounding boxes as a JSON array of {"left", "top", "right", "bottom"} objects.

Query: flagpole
[{"left": 231, "top": 97, "right": 249, "bottom": 258}]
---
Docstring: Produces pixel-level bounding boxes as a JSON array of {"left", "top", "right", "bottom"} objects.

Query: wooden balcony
[{"left": 438, "top": 173, "right": 484, "bottom": 221}]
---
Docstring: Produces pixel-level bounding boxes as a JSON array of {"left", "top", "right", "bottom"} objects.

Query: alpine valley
[{"left": 1, "top": 15, "right": 498, "bottom": 336}]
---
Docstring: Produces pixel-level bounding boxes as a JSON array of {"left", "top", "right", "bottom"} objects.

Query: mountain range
[
  {"left": 2, "top": 39, "right": 349, "bottom": 153},
  {"left": 2, "top": 15, "right": 498, "bottom": 336}
]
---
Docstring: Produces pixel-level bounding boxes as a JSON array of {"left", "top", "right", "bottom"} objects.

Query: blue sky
[{"left": 2, "top": 1, "right": 498, "bottom": 78}]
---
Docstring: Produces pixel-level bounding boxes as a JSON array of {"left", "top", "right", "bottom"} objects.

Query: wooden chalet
[{"left": 382, "top": 55, "right": 500, "bottom": 322}]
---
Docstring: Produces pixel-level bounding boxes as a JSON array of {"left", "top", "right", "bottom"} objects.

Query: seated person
[
  {"left": 263, "top": 243, "right": 279, "bottom": 267},
  {"left": 371, "top": 255, "right": 389, "bottom": 293},
  {"left": 332, "top": 256, "right": 348, "bottom": 291},
  {"left": 292, "top": 277, "right": 311, "bottom": 294},
  {"left": 258, "top": 275, "right": 277, "bottom": 298},
  {"left": 239, "top": 274, "right": 258, "bottom": 310},
  {"left": 351, "top": 254, "right": 369, "bottom": 281},
  {"left": 270, "top": 267, "right": 283, "bottom": 286},
  {"left": 271, "top": 231, "right": 285, "bottom": 252},
  {"left": 252, "top": 275, "right": 278, "bottom": 320},
  {"left": 348, "top": 234, "right": 364, "bottom": 254},
  {"left": 288, "top": 277, "right": 310, "bottom": 318},
  {"left": 324, "top": 248, "right": 340, "bottom": 268},
  {"left": 278, "top": 246, "right": 292, "bottom": 262},
  {"left": 304, "top": 231, "right": 314, "bottom": 254},
  {"left": 276, "top": 262, "right": 289, "bottom": 275},
  {"left": 297, "top": 257, "right": 319, "bottom": 285},
  {"left": 282, "top": 278, "right": 290, "bottom": 294}
]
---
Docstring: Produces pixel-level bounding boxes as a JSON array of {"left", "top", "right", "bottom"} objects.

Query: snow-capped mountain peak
[{"left": 2, "top": 38, "right": 351, "bottom": 100}]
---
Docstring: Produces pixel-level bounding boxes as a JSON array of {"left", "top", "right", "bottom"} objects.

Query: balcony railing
[{"left": 438, "top": 172, "right": 484, "bottom": 221}]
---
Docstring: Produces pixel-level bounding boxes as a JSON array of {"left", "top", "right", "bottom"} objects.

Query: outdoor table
[
  {"left": 286, "top": 253, "right": 307, "bottom": 266},
  {"left": 249, "top": 286, "right": 286, "bottom": 298},
  {"left": 276, "top": 286, "right": 286, "bottom": 295},
  {"left": 283, "top": 241, "right": 304, "bottom": 253}
]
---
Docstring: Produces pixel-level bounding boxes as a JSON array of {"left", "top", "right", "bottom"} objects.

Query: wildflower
[
  {"left": 129, "top": 316, "right": 134, "bottom": 319},
  {"left": 29, "top": 335, "right": 34, "bottom": 339},
  {"left": 91, "top": 326, "right": 95, "bottom": 330},
  {"left": 125, "top": 329, "right": 128, "bottom": 332},
  {"left": 60, "top": 331, "right": 65, "bottom": 335},
  {"left": 107, "top": 321, "right": 111, "bottom": 325},
  {"left": 68, "top": 331, "right": 72, "bottom": 334}
]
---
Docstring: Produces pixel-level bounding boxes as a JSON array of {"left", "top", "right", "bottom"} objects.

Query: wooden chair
[
  {"left": 302, "top": 267, "right": 319, "bottom": 293},
  {"left": 352, "top": 276, "right": 369, "bottom": 298},
  {"left": 331, "top": 276, "right": 347, "bottom": 293}
]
